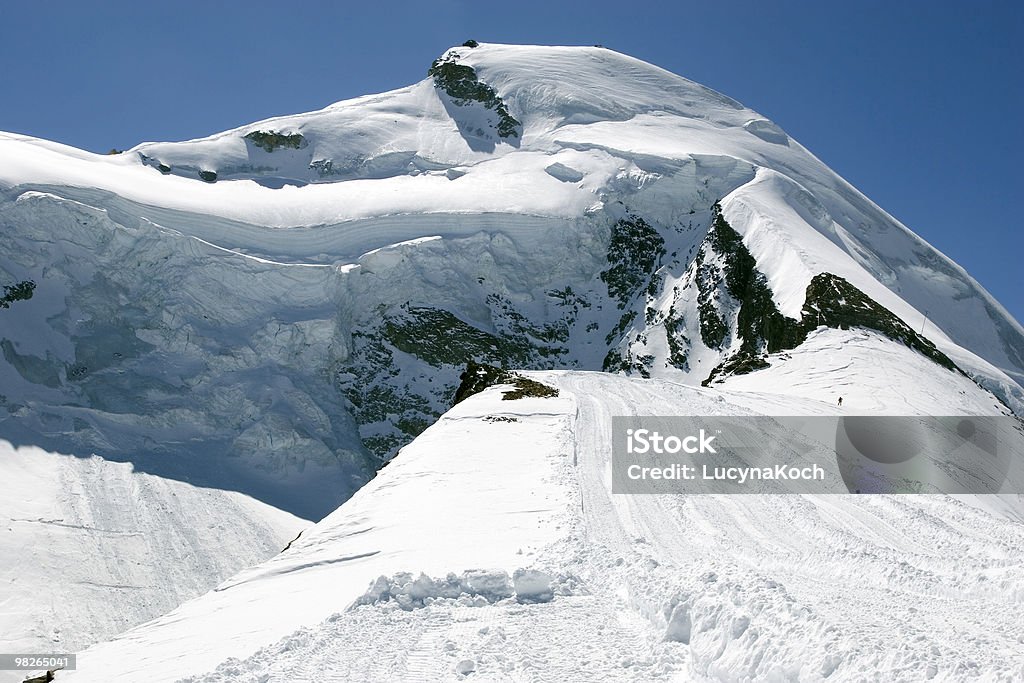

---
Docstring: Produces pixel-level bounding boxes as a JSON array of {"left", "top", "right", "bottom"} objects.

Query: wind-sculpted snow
[
  {"left": 0, "top": 190, "right": 371, "bottom": 521},
  {"left": 2, "top": 184, "right": 591, "bottom": 263}
]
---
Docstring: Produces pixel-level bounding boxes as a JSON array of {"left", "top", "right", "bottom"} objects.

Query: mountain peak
[
  {"left": 2, "top": 43, "right": 1020, "bottom": 400},
  {"left": 434, "top": 40, "right": 748, "bottom": 126}
]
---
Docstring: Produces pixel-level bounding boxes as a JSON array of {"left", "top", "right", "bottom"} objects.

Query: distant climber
[{"left": 838, "top": 396, "right": 843, "bottom": 407}]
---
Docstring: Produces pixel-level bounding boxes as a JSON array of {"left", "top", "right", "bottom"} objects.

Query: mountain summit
[{"left": 1, "top": 43, "right": 1023, "bottom": 682}]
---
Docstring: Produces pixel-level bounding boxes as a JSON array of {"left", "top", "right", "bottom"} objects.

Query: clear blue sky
[{"left": 2, "top": 1, "right": 1020, "bottom": 322}]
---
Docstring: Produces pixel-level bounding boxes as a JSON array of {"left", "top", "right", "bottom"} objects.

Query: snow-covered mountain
[{"left": 1, "top": 42, "right": 1022, "bottom": 681}]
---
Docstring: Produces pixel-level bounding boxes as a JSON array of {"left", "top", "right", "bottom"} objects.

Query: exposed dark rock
[
  {"left": 454, "top": 362, "right": 511, "bottom": 404},
  {"left": 599, "top": 215, "right": 665, "bottom": 309},
  {"left": 698, "top": 205, "right": 959, "bottom": 384},
  {"left": 428, "top": 54, "right": 521, "bottom": 138},
  {"left": 0, "top": 280, "right": 35, "bottom": 309},
  {"left": 244, "top": 130, "right": 306, "bottom": 152},
  {"left": 454, "top": 362, "right": 559, "bottom": 404}
]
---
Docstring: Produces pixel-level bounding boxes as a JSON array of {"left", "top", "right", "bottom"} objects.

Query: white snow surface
[
  {"left": 0, "top": 441, "right": 306, "bottom": 683},
  {"left": 60, "top": 373, "right": 1024, "bottom": 682},
  {"left": 60, "top": 384, "right": 577, "bottom": 681}
]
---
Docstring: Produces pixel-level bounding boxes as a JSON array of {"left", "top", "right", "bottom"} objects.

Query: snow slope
[
  {"left": 59, "top": 372, "right": 1024, "bottom": 682},
  {"left": 59, "top": 382, "right": 579, "bottom": 681},
  {"left": 720, "top": 327, "right": 1008, "bottom": 415},
  {"left": 0, "top": 440, "right": 306, "bottom": 683}
]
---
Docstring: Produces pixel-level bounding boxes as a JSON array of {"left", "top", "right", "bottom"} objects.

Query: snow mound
[
  {"left": 544, "top": 161, "right": 585, "bottom": 183},
  {"left": 743, "top": 118, "right": 789, "bottom": 144},
  {"left": 353, "top": 568, "right": 563, "bottom": 610},
  {"left": 354, "top": 570, "right": 514, "bottom": 609},
  {"left": 512, "top": 568, "right": 558, "bottom": 603}
]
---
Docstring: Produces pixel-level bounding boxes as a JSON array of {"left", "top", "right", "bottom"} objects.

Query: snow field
[{"left": 60, "top": 373, "right": 1024, "bottom": 681}]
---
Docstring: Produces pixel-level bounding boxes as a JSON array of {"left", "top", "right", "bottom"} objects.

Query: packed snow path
[
  {"left": 62, "top": 372, "right": 1024, "bottom": 682},
  {"left": 559, "top": 373, "right": 1024, "bottom": 681}
]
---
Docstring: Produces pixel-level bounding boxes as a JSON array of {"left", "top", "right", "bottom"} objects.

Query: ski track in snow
[
  {"left": 559, "top": 373, "right": 1024, "bottom": 682},
  {"left": 184, "top": 599, "right": 671, "bottom": 683}
]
